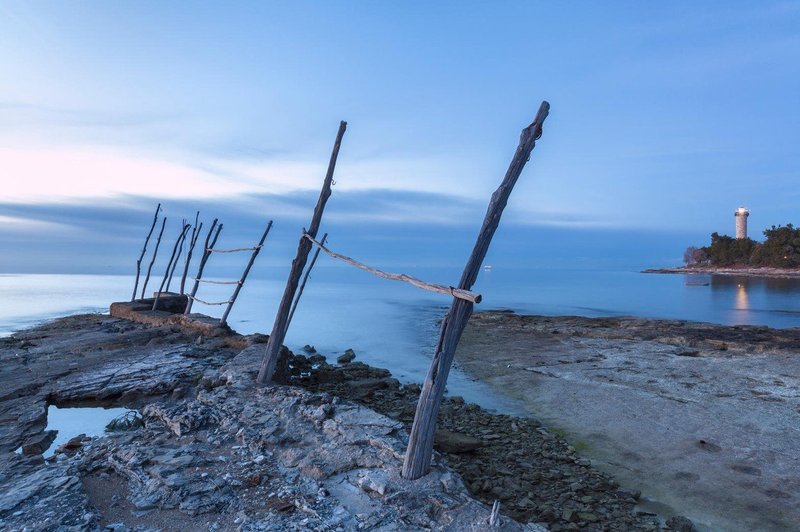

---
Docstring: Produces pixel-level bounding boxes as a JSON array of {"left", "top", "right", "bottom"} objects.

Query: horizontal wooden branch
[
  {"left": 194, "top": 278, "right": 241, "bottom": 285},
  {"left": 303, "top": 234, "right": 482, "bottom": 304},
  {"left": 207, "top": 246, "right": 262, "bottom": 253}
]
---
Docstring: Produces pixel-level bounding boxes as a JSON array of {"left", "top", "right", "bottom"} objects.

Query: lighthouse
[{"left": 735, "top": 207, "right": 749, "bottom": 239}]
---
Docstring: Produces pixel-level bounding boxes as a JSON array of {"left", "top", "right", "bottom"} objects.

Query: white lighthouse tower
[{"left": 735, "top": 207, "right": 749, "bottom": 239}]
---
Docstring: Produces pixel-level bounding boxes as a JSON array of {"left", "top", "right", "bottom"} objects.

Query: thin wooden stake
[
  {"left": 402, "top": 101, "right": 550, "bottom": 480},
  {"left": 257, "top": 121, "right": 347, "bottom": 384},
  {"left": 141, "top": 217, "right": 167, "bottom": 300},
  {"left": 180, "top": 211, "right": 202, "bottom": 294},
  {"left": 132, "top": 203, "right": 161, "bottom": 301},
  {"left": 220, "top": 220, "right": 273, "bottom": 327},
  {"left": 184, "top": 220, "right": 222, "bottom": 315},
  {"left": 153, "top": 223, "right": 191, "bottom": 310},
  {"left": 285, "top": 232, "right": 327, "bottom": 333},
  {"left": 165, "top": 218, "right": 188, "bottom": 292}
]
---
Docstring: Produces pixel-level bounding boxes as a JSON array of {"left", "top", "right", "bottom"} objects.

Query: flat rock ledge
[{"left": 0, "top": 317, "right": 537, "bottom": 531}]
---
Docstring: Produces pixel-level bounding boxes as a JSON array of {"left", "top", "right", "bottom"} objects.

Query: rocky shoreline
[
  {"left": 0, "top": 313, "right": 685, "bottom": 531},
  {"left": 455, "top": 312, "right": 800, "bottom": 532},
  {"left": 643, "top": 266, "right": 800, "bottom": 279}
]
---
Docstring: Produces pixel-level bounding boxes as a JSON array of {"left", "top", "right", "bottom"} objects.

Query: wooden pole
[
  {"left": 180, "top": 211, "right": 202, "bottom": 294},
  {"left": 303, "top": 233, "right": 482, "bottom": 303},
  {"left": 141, "top": 217, "right": 167, "bottom": 300},
  {"left": 402, "top": 101, "right": 550, "bottom": 480},
  {"left": 184, "top": 220, "right": 222, "bottom": 315},
  {"left": 132, "top": 203, "right": 161, "bottom": 301},
  {"left": 165, "top": 219, "right": 188, "bottom": 292},
  {"left": 285, "top": 232, "right": 327, "bottom": 333},
  {"left": 220, "top": 220, "right": 273, "bottom": 327},
  {"left": 257, "top": 121, "right": 347, "bottom": 384},
  {"left": 153, "top": 223, "right": 191, "bottom": 311}
]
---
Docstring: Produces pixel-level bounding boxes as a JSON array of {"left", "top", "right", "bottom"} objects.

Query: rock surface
[
  {"left": 0, "top": 315, "right": 533, "bottom": 531},
  {"left": 455, "top": 311, "right": 800, "bottom": 532},
  {"left": 288, "top": 356, "right": 663, "bottom": 532}
]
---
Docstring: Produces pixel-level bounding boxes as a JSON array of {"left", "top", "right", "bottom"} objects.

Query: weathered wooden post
[
  {"left": 153, "top": 223, "right": 191, "bottom": 310},
  {"left": 220, "top": 220, "right": 273, "bottom": 327},
  {"left": 285, "top": 232, "right": 327, "bottom": 333},
  {"left": 141, "top": 217, "right": 167, "bottom": 300},
  {"left": 165, "top": 218, "right": 188, "bottom": 292},
  {"left": 257, "top": 121, "right": 347, "bottom": 384},
  {"left": 402, "top": 101, "right": 550, "bottom": 480},
  {"left": 184, "top": 220, "right": 222, "bottom": 315},
  {"left": 131, "top": 203, "right": 161, "bottom": 301},
  {"left": 180, "top": 211, "right": 202, "bottom": 294}
]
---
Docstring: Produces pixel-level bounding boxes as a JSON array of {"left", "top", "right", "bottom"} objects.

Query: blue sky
[{"left": 1, "top": 2, "right": 799, "bottom": 273}]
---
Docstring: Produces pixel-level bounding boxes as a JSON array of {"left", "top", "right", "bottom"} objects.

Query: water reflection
[
  {"left": 710, "top": 274, "right": 800, "bottom": 293},
  {"left": 735, "top": 283, "right": 749, "bottom": 310},
  {"left": 706, "top": 274, "right": 800, "bottom": 325}
]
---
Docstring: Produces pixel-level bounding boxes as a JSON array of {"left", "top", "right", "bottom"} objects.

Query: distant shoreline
[{"left": 642, "top": 266, "right": 800, "bottom": 279}]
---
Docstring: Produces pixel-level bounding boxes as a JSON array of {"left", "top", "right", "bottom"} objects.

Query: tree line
[{"left": 685, "top": 224, "right": 800, "bottom": 268}]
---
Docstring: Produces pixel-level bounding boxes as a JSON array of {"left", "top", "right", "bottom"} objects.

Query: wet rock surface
[
  {"left": 0, "top": 314, "right": 242, "bottom": 457},
  {"left": 455, "top": 312, "right": 800, "bottom": 532}
]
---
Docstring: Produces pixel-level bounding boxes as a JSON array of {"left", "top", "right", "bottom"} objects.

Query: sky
[{"left": 1, "top": 2, "right": 799, "bottom": 274}]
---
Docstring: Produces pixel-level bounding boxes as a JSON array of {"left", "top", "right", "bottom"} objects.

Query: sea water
[{"left": 2, "top": 267, "right": 800, "bottom": 408}]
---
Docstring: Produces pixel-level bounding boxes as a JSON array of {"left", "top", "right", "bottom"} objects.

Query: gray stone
[
  {"left": 666, "top": 515, "right": 697, "bottom": 532},
  {"left": 337, "top": 349, "right": 356, "bottom": 364},
  {"left": 22, "top": 430, "right": 57, "bottom": 455},
  {"left": 434, "top": 429, "right": 484, "bottom": 453}
]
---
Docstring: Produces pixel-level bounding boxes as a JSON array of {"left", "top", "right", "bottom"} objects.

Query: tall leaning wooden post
[
  {"left": 257, "top": 121, "right": 347, "bottom": 384},
  {"left": 285, "top": 232, "right": 327, "bottom": 333},
  {"left": 402, "top": 101, "right": 550, "bottom": 480}
]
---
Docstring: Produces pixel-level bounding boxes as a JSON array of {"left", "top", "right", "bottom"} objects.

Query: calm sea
[{"left": 2, "top": 267, "right": 799, "bottom": 408}]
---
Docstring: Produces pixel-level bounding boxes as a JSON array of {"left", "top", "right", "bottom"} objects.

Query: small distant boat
[{"left": 483, "top": 265, "right": 492, "bottom": 272}]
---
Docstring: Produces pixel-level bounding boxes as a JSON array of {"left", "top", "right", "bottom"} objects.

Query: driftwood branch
[
  {"left": 184, "top": 220, "right": 222, "bottom": 315},
  {"left": 402, "top": 101, "right": 550, "bottom": 480},
  {"left": 220, "top": 220, "right": 273, "bottom": 326},
  {"left": 207, "top": 246, "right": 262, "bottom": 253},
  {"left": 153, "top": 223, "right": 191, "bottom": 311},
  {"left": 303, "top": 234, "right": 482, "bottom": 303},
  {"left": 257, "top": 121, "right": 347, "bottom": 384},
  {"left": 180, "top": 211, "right": 201, "bottom": 294},
  {"left": 285, "top": 232, "right": 327, "bottom": 333},
  {"left": 165, "top": 218, "right": 188, "bottom": 292},
  {"left": 140, "top": 217, "right": 167, "bottom": 300},
  {"left": 132, "top": 203, "right": 161, "bottom": 301}
]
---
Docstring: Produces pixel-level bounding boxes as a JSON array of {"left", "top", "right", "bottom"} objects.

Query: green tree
[
  {"left": 705, "top": 232, "right": 757, "bottom": 266},
  {"left": 760, "top": 224, "right": 800, "bottom": 267}
]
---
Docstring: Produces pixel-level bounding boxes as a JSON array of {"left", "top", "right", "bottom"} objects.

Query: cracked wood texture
[{"left": 402, "top": 101, "right": 550, "bottom": 479}]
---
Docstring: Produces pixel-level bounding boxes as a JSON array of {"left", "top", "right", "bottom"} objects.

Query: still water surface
[{"left": 2, "top": 268, "right": 799, "bottom": 407}]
